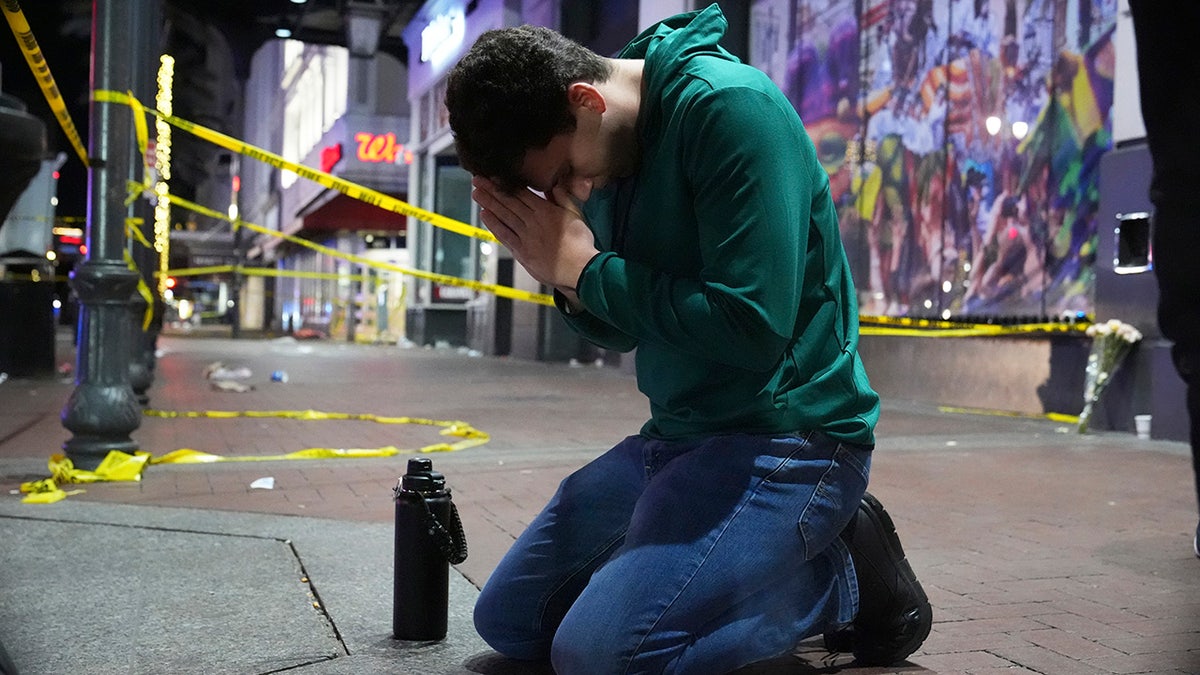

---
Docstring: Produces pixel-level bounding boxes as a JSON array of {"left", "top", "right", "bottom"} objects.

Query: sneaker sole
[{"left": 852, "top": 493, "right": 933, "bottom": 666}]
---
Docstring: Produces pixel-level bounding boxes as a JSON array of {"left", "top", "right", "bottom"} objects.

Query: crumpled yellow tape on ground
[
  {"left": 142, "top": 409, "right": 492, "bottom": 455},
  {"left": 19, "top": 478, "right": 84, "bottom": 504},
  {"left": 155, "top": 446, "right": 403, "bottom": 464},
  {"left": 18, "top": 410, "right": 489, "bottom": 503},
  {"left": 19, "top": 451, "right": 152, "bottom": 503}
]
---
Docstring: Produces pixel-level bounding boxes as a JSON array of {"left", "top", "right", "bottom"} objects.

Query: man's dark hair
[{"left": 446, "top": 25, "right": 611, "bottom": 192}]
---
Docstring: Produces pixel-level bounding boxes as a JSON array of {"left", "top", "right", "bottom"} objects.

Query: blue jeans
[{"left": 474, "top": 431, "right": 872, "bottom": 674}]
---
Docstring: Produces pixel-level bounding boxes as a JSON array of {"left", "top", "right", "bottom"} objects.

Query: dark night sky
[{"left": 2, "top": 1, "right": 95, "bottom": 220}]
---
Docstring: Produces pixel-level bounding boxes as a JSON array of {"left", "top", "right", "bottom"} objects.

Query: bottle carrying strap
[{"left": 401, "top": 492, "right": 469, "bottom": 564}]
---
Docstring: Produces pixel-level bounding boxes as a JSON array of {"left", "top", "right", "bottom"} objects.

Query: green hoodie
[{"left": 562, "top": 4, "right": 879, "bottom": 445}]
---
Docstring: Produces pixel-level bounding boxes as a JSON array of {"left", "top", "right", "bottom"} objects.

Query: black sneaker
[{"left": 827, "top": 492, "right": 932, "bottom": 666}]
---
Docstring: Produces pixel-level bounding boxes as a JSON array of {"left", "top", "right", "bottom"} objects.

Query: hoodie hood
[{"left": 618, "top": 4, "right": 737, "bottom": 134}]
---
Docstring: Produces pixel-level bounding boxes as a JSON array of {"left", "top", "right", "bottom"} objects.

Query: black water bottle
[{"left": 393, "top": 457, "right": 467, "bottom": 641}]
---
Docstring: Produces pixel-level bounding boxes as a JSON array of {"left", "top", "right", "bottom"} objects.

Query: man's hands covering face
[{"left": 472, "top": 177, "right": 599, "bottom": 304}]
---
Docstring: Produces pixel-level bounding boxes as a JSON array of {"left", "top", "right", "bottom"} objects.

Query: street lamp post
[
  {"left": 61, "top": 0, "right": 144, "bottom": 469},
  {"left": 127, "top": 0, "right": 162, "bottom": 405}
]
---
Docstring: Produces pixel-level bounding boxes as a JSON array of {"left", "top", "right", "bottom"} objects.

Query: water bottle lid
[{"left": 400, "top": 457, "right": 446, "bottom": 494}]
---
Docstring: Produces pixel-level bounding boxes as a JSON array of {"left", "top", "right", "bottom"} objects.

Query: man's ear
[{"left": 567, "top": 82, "right": 606, "bottom": 114}]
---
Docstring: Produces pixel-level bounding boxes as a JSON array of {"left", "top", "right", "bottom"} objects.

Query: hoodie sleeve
[
  {"left": 556, "top": 290, "right": 640, "bottom": 352},
  {"left": 576, "top": 82, "right": 818, "bottom": 372}
]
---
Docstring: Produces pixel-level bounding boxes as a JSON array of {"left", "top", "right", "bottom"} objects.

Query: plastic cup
[{"left": 1134, "top": 414, "right": 1152, "bottom": 440}]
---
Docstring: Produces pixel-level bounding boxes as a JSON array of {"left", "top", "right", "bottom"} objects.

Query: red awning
[{"left": 300, "top": 193, "right": 407, "bottom": 233}]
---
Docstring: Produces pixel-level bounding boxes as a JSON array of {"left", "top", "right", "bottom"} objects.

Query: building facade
[{"left": 240, "top": 37, "right": 413, "bottom": 342}]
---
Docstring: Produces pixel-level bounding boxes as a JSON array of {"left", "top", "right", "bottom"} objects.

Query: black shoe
[{"left": 826, "top": 492, "right": 932, "bottom": 666}]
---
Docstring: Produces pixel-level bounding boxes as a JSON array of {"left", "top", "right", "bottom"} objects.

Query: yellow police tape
[
  {"left": 859, "top": 314, "right": 1089, "bottom": 338},
  {"left": 152, "top": 186, "right": 553, "bottom": 306},
  {"left": 123, "top": 217, "right": 157, "bottom": 330},
  {"left": 98, "top": 84, "right": 547, "bottom": 305},
  {"left": 1, "top": 1, "right": 89, "bottom": 165},
  {"left": 168, "top": 265, "right": 378, "bottom": 284},
  {"left": 19, "top": 451, "right": 150, "bottom": 504},
  {"left": 96, "top": 89, "right": 495, "bottom": 244},
  {"left": 938, "top": 405, "right": 1080, "bottom": 425},
  {"left": 19, "top": 409, "right": 490, "bottom": 504}
]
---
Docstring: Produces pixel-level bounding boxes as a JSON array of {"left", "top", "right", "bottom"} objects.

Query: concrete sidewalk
[
  {"left": 0, "top": 331, "right": 1198, "bottom": 674},
  {"left": 0, "top": 500, "right": 488, "bottom": 675}
]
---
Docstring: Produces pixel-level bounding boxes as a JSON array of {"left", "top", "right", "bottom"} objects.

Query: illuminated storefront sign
[
  {"left": 420, "top": 8, "right": 465, "bottom": 65},
  {"left": 320, "top": 143, "right": 343, "bottom": 173},
  {"left": 354, "top": 132, "right": 413, "bottom": 164}
]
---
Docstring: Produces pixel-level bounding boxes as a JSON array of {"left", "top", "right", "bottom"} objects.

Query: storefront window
[{"left": 431, "top": 155, "right": 475, "bottom": 303}]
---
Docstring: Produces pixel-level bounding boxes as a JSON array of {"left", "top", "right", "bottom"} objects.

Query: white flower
[
  {"left": 1120, "top": 325, "right": 1143, "bottom": 343},
  {"left": 1085, "top": 319, "right": 1141, "bottom": 343},
  {"left": 1078, "top": 318, "right": 1144, "bottom": 433}
]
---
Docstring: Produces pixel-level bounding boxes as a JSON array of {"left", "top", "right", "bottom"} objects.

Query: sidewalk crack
[{"left": 285, "top": 538, "right": 351, "bottom": 656}]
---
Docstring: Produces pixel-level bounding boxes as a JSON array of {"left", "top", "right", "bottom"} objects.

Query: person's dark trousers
[{"left": 1130, "top": 1, "right": 1200, "bottom": 524}]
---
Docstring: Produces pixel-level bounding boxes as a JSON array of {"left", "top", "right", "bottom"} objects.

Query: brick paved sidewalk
[{"left": 1, "top": 331, "right": 1198, "bottom": 673}]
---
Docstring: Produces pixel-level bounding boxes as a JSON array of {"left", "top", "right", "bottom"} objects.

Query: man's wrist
[
  {"left": 554, "top": 288, "right": 584, "bottom": 316},
  {"left": 556, "top": 251, "right": 602, "bottom": 315}
]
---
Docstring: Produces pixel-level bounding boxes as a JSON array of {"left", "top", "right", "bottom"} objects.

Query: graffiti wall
[{"left": 751, "top": 0, "right": 1117, "bottom": 319}]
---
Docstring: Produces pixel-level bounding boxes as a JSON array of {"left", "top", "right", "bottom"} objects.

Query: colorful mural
[{"left": 754, "top": 0, "right": 1116, "bottom": 319}]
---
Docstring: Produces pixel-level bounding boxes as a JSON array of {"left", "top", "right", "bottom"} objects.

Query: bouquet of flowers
[{"left": 1077, "top": 319, "right": 1144, "bottom": 433}]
